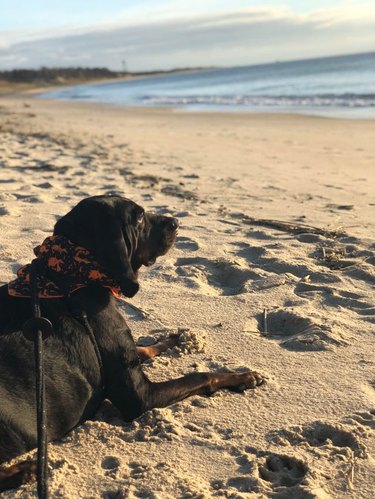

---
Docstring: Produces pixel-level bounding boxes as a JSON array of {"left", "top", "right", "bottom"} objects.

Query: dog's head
[{"left": 54, "top": 195, "right": 178, "bottom": 298}]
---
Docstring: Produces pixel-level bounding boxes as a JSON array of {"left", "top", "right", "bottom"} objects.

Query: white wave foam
[{"left": 140, "top": 94, "right": 375, "bottom": 109}]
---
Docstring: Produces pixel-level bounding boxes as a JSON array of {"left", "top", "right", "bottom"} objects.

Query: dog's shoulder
[{"left": 66, "top": 286, "right": 134, "bottom": 349}]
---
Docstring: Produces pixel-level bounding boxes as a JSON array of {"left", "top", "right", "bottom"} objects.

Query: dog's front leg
[
  {"left": 108, "top": 366, "right": 263, "bottom": 422},
  {"left": 147, "top": 370, "right": 264, "bottom": 409}
]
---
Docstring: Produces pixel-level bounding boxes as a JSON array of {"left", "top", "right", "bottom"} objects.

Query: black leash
[{"left": 22, "top": 260, "right": 53, "bottom": 499}]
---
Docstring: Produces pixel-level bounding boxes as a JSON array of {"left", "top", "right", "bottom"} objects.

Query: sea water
[{"left": 40, "top": 51, "right": 375, "bottom": 118}]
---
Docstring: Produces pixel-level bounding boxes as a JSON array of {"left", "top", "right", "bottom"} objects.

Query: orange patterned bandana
[{"left": 8, "top": 235, "right": 122, "bottom": 299}]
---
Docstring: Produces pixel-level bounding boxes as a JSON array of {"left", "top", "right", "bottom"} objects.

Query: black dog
[{"left": 0, "top": 195, "right": 263, "bottom": 491}]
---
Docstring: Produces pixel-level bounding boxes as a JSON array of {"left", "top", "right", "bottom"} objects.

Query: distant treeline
[
  {"left": 0, "top": 67, "right": 121, "bottom": 84},
  {"left": 0, "top": 66, "right": 211, "bottom": 85}
]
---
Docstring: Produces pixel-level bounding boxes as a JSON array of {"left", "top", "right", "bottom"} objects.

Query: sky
[{"left": 0, "top": 0, "right": 374, "bottom": 71}]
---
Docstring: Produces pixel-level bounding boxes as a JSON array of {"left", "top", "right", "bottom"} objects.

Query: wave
[{"left": 139, "top": 93, "right": 375, "bottom": 108}]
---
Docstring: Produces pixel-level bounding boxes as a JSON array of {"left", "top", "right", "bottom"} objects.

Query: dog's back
[{"left": 0, "top": 284, "right": 106, "bottom": 463}]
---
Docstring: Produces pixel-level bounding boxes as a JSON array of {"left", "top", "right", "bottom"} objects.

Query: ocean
[{"left": 40, "top": 52, "right": 375, "bottom": 118}]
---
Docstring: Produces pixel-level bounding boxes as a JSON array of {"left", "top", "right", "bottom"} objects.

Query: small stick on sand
[
  {"left": 346, "top": 453, "right": 356, "bottom": 491},
  {"left": 242, "top": 216, "right": 347, "bottom": 238},
  {"left": 333, "top": 257, "right": 370, "bottom": 271},
  {"left": 263, "top": 308, "right": 268, "bottom": 334}
]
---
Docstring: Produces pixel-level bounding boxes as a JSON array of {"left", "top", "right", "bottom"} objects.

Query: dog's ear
[{"left": 54, "top": 196, "right": 140, "bottom": 298}]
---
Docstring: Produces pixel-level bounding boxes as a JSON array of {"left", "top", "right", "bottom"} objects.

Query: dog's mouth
[{"left": 139, "top": 235, "right": 176, "bottom": 268}]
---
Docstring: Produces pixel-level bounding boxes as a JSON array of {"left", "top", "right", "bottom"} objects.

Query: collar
[{"left": 8, "top": 235, "right": 122, "bottom": 299}]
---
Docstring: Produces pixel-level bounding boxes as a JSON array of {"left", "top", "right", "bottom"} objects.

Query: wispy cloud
[{"left": 0, "top": 5, "right": 374, "bottom": 70}]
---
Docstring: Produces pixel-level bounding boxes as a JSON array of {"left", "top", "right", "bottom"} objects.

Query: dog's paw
[
  {"left": 208, "top": 370, "right": 265, "bottom": 395},
  {"left": 229, "top": 371, "right": 265, "bottom": 392}
]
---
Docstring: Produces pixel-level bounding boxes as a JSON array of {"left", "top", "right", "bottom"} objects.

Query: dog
[{"left": 0, "top": 194, "right": 263, "bottom": 491}]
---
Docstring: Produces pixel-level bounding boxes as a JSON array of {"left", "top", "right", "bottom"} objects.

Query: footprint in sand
[
  {"left": 266, "top": 420, "right": 370, "bottom": 497},
  {"left": 246, "top": 229, "right": 281, "bottom": 240},
  {"left": 224, "top": 475, "right": 259, "bottom": 495},
  {"left": 175, "top": 236, "right": 199, "bottom": 251},
  {"left": 345, "top": 267, "right": 375, "bottom": 289},
  {"left": 161, "top": 183, "right": 198, "bottom": 201},
  {"left": 253, "top": 256, "right": 314, "bottom": 279},
  {"left": 34, "top": 182, "right": 53, "bottom": 189},
  {"left": 102, "top": 491, "right": 124, "bottom": 499},
  {"left": 174, "top": 256, "right": 259, "bottom": 295},
  {"left": 230, "top": 242, "right": 267, "bottom": 261},
  {"left": 257, "top": 453, "right": 308, "bottom": 488},
  {"left": 101, "top": 456, "right": 121, "bottom": 470},
  {"left": 230, "top": 240, "right": 315, "bottom": 279},
  {"left": 128, "top": 461, "right": 150, "bottom": 478},
  {"left": 342, "top": 409, "right": 375, "bottom": 430},
  {"left": 224, "top": 448, "right": 311, "bottom": 497},
  {"left": 269, "top": 420, "right": 367, "bottom": 458},
  {"left": 101, "top": 456, "right": 121, "bottom": 481},
  {"left": 0, "top": 205, "right": 10, "bottom": 216},
  {"left": 296, "top": 233, "right": 328, "bottom": 244},
  {"left": 302, "top": 271, "right": 342, "bottom": 284},
  {"left": 295, "top": 282, "right": 375, "bottom": 321},
  {"left": 257, "top": 309, "right": 347, "bottom": 351}
]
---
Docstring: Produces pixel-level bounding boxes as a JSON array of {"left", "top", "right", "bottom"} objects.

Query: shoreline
[
  {"left": 37, "top": 91, "right": 375, "bottom": 121},
  {"left": 2, "top": 71, "right": 374, "bottom": 121},
  {"left": 3, "top": 91, "right": 375, "bottom": 122}
]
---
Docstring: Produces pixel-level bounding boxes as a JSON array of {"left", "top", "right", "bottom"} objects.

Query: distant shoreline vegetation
[{"left": 0, "top": 66, "right": 211, "bottom": 91}]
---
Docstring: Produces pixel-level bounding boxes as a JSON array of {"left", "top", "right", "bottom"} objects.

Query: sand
[{"left": 0, "top": 96, "right": 374, "bottom": 498}]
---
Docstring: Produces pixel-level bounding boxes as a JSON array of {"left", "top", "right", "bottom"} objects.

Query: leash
[{"left": 22, "top": 259, "right": 53, "bottom": 499}]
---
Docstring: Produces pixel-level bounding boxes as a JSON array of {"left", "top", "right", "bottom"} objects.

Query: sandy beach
[{"left": 0, "top": 97, "right": 374, "bottom": 498}]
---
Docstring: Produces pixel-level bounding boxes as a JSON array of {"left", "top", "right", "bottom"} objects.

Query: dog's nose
[{"left": 167, "top": 217, "right": 179, "bottom": 230}]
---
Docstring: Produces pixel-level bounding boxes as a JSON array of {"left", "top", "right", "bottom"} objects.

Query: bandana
[{"left": 8, "top": 235, "right": 122, "bottom": 299}]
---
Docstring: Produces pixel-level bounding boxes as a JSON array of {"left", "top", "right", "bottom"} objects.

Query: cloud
[
  {"left": 0, "top": 5, "right": 374, "bottom": 70},
  {"left": 300, "top": 3, "right": 375, "bottom": 27}
]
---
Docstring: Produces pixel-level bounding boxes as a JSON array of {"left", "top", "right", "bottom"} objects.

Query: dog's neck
[{"left": 8, "top": 235, "right": 122, "bottom": 299}]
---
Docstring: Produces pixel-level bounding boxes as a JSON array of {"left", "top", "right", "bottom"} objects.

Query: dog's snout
[{"left": 167, "top": 217, "right": 179, "bottom": 231}]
